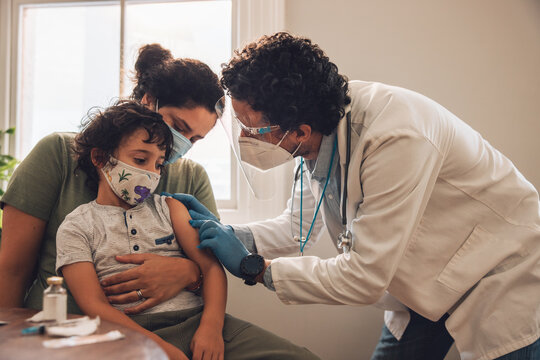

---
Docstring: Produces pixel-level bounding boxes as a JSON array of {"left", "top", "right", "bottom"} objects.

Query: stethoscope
[{"left": 290, "top": 111, "right": 353, "bottom": 255}]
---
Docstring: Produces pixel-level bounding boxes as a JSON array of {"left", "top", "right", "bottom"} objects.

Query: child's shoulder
[
  {"left": 142, "top": 194, "right": 189, "bottom": 224},
  {"left": 145, "top": 193, "right": 167, "bottom": 209},
  {"left": 159, "top": 194, "right": 189, "bottom": 217},
  {"left": 59, "top": 201, "right": 97, "bottom": 232},
  {"left": 65, "top": 201, "right": 95, "bottom": 219},
  {"left": 144, "top": 193, "right": 177, "bottom": 215}
]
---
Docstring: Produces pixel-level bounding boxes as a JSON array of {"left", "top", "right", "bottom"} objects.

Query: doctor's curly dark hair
[{"left": 221, "top": 32, "right": 350, "bottom": 135}]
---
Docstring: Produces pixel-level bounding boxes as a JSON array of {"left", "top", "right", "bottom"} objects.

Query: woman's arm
[
  {"left": 0, "top": 134, "right": 69, "bottom": 308},
  {"left": 166, "top": 197, "right": 226, "bottom": 360},
  {"left": 62, "top": 262, "right": 188, "bottom": 360},
  {"left": 0, "top": 206, "right": 46, "bottom": 307}
]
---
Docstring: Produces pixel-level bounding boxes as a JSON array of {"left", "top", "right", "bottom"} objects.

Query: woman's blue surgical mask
[
  {"left": 165, "top": 125, "right": 192, "bottom": 164},
  {"left": 155, "top": 99, "right": 193, "bottom": 164}
]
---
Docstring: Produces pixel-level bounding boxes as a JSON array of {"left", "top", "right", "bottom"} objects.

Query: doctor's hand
[
  {"left": 189, "top": 217, "right": 249, "bottom": 279},
  {"left": 162, "top": 192, "right": 218, "bottom": 222}
]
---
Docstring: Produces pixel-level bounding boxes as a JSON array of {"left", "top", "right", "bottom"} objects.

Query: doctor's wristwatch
[{"left": 240, "top": 253, "right": 265, "bottom": 286}]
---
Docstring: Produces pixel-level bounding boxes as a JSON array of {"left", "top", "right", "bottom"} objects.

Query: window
[
  {"left": 17, "top": 3, "right": 121, "bottom": 156},
  {"left": 14, "top": 0, "right": 232, "bottom": 203}
]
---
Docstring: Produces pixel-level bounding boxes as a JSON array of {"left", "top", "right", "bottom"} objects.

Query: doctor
[{"left": 172, "top": 32, "right": 540, "bottom": 360}]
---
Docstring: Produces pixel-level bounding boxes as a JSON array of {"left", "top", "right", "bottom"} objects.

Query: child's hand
[{"left": 190, "top": 325, "right": 224, "bottom": 360}]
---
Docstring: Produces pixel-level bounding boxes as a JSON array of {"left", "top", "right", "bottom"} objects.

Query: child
[{"left": 56, "top": 101, "right": 226, "bottom": 360}]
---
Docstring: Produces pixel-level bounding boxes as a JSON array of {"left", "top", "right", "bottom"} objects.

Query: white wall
[
  {"left": 225, "top": 1, "right": 540, "bottom": 360},
  {"left": 285, "top": 0, "right": 540, "bottom": 191}
]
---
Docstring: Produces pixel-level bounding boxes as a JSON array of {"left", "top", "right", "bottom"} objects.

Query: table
[{"left": 0, "top": 308, "right": 167, "bottom": 360}]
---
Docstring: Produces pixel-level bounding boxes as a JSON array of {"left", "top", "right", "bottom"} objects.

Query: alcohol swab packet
[
  {"left": 27, "top": 312, "right": 85, "bottom": 323},
  {"left": 42, "top": 330, "right": 125, "bottom": 349},
  {"left": 26, "top": 315, "right": 99, "bottom": 337},
  {"left": 46, "top": 316, "right": 100, "bottom": 337}
]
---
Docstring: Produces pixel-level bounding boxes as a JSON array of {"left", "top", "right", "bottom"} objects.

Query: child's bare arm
[
  {"left": 62, "top": 262, "right": 187, "bottom": 360},
  {"left": 166, "top": 197, "right": 227, "bottom": 359}
]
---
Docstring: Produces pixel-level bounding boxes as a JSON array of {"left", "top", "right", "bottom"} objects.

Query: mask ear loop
[
  {"left": 275, "top": 130, "right": 289, "bottom": 146},
  {"left": 291, "top": 142, "right": 303, "bottom": 157},
  {"left": 276, "top": 130, "right": 303, "bottom": 157}
]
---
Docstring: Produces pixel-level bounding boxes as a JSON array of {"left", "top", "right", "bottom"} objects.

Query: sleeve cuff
[
  {"left": 232, "top": 225, "right": 258, "bottom": 253},
  {"left": 263, "top": 264, "right": 276, "bottom": 291},
  {"left": 55, "top": 253, "right": 93, "bottom": 275}
]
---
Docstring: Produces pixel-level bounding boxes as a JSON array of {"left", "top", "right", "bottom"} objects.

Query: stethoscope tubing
[
  {"left": 341, "top": 111, "right": 351, "bottom": 227},
  {"left": 290, "top": 111, "right": 352, "bottom": 252}
]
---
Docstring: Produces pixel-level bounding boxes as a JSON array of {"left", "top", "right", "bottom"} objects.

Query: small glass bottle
[{"left": 42, "top": 276, "right": 67, "bottom": 322}]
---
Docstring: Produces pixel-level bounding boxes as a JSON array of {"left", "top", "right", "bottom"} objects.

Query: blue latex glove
[
  {"left": 189, "top": 216, "right": 249, "bottom": 278},
  {"left": 161, "top": 192, "right": 218, "bottom": 222}
]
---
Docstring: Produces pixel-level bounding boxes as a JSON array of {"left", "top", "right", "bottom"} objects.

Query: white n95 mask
[
  {"left": 101, "top": 156, "right": 160, "bottom": 206},
  {"left": 238, "top": 131, "right": 301, "bottom": 171}
]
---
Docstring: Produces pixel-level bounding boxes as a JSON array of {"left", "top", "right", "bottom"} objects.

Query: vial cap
[{"left": 46, "top": 276, "right": 64, "bottom": 285}]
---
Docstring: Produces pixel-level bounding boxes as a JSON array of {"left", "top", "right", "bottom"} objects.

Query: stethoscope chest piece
[{"left": 337, "top": 230, "right": 353, "bottom": 254}]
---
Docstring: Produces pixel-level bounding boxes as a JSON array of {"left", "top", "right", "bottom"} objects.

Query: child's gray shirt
[{"left": 56, "top": 194, "right": 203, "bottom": 314}]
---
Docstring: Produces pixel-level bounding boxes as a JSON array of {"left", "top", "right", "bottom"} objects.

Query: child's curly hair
[
  {"left": 221, "top": 32, "right": 350, "bottom": 135},
  {"left": 73, "top": 100, "right": 173, "bottom": 189}
]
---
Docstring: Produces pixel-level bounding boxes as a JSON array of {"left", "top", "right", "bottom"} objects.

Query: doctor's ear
[{"left": 292, "top": 124, "right": 313, "bottom": 142}]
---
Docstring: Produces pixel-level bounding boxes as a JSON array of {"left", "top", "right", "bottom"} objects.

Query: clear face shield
[{"left": 215, "top": 96, "right": 297, "bottom": 200}]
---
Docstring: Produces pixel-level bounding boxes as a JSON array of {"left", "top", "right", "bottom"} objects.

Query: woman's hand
[
  {"left": 190, "top": 324, "right": 224, "bottom": 360},
  {"left": 100, "top": 253, "right": 201, "bottom": 315}
]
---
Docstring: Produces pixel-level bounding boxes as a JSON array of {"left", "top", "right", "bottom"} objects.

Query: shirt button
[
  {"left": 129, "top": 215, "right": 132, "bottom": 219},
  {"left": 131, "top": 229, "right": 137, "bottom": 235},
  {"left": 133, "top": 245, "right": 139, "bottom": 251},
  {"left": 328, "top": 194, "right": 334, "bottom": 200}
]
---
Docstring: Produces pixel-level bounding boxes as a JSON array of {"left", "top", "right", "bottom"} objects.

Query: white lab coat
[{"left": 245, "top": 81, "right": 540, "bottom": 360}]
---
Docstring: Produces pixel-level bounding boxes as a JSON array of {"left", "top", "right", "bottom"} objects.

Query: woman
[
  {"left": 0, "top": 44, "right": 220, "bottom": 315},
  {"left": 0, "top": 43, "right": 319, "bottom": 360}
]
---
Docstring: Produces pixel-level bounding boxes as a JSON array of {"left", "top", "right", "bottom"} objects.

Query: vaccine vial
[{"left": 43, "top": 276, "right": 67, "bottom": 322}]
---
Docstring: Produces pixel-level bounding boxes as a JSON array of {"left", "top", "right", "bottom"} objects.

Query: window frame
[
  {"left": 226, "top": 0, "right": 294, "bottom": 224},
  {"left": 1, "top": 0, "right": 290, "bottom": 222}
]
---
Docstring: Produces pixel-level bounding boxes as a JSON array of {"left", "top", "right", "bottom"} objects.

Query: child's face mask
[{"left": 101, "top": 156, "right": 160, "bottom": 206}]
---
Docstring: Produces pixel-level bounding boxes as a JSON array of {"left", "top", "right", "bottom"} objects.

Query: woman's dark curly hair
[
  {"left": 131, "top": 44, "right": 223, "bottom": 113},
  {"left": 221, "top": 32, "right": 350, "bottom": 135},
  {"left": 73, "top": 100, "right": 173, "bottom": 190}
]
